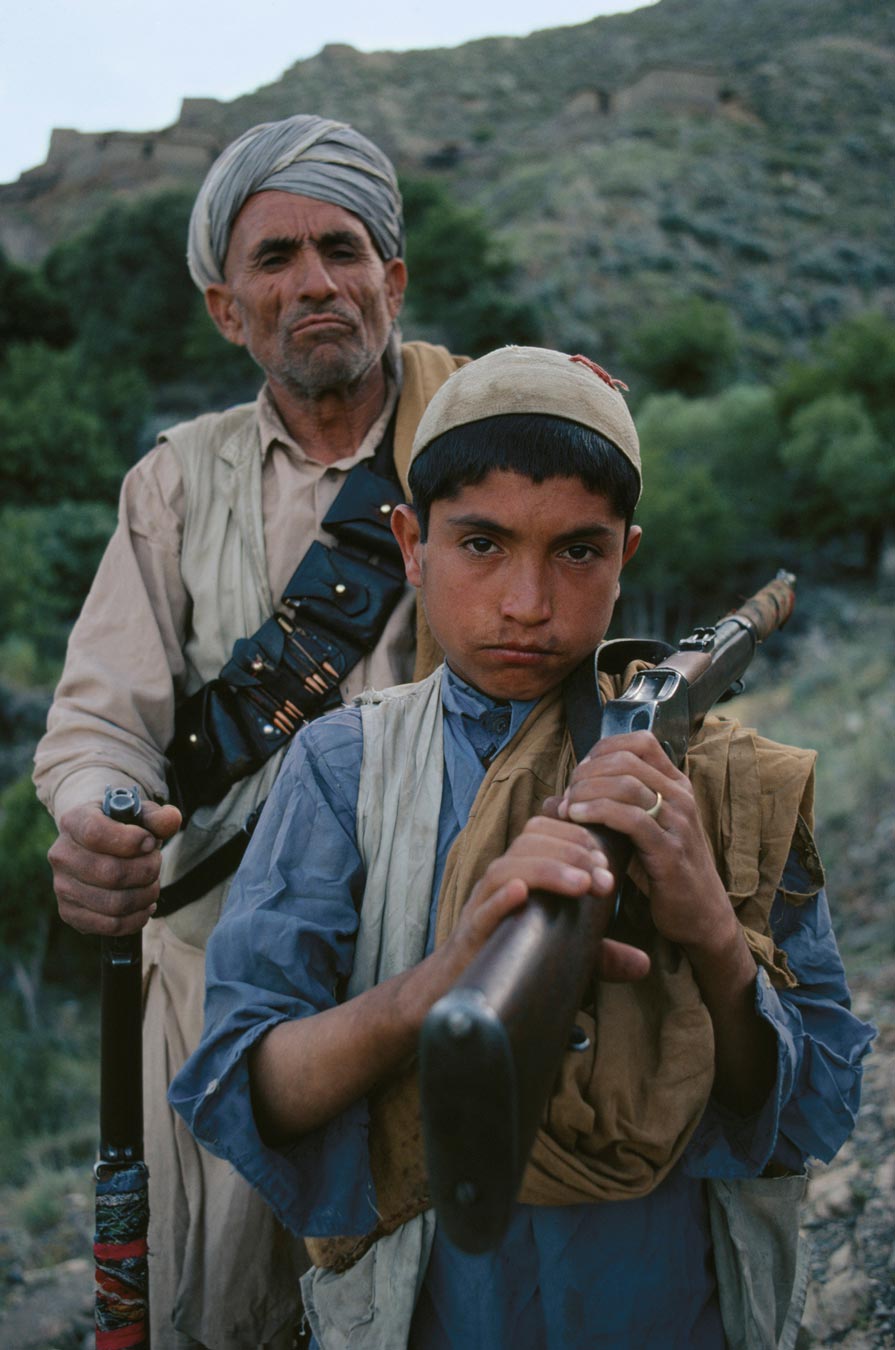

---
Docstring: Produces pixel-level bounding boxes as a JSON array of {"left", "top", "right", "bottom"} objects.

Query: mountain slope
[{"left": 1, "top": 0, "right": 892, "bottom": 370}]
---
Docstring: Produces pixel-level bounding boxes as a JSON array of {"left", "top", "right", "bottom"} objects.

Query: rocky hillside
[{"left": 2, "top": 0, "right": 894, "bottom": 373}]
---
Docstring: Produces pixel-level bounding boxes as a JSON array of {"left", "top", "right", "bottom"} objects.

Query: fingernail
[
  {"left": 140, "top": 836, "right": 156, "bottom": 853},
  {"left": 568, "top": 803, "right": 588, "bottom": 820},
  {"left": 592, "top": 867, "right": 614, "bottom": 890},
  {"left": 149, "top": 903, "right": 158, "bottom": 915}
]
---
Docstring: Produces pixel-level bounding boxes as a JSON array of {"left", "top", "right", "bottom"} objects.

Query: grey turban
[{"left": 187, "top": 114, "right": 404, "bottom": 291}]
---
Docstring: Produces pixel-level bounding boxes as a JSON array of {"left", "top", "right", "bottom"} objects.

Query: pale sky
[{"left": 2, "top": 0, "right": 655, "bottom": 184}]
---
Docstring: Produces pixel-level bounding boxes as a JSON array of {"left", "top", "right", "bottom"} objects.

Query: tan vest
[{"left": 156, "top": 343, "right": 463, "bottom": 946}]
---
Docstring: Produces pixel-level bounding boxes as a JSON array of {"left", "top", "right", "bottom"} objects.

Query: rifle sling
[
  {"left": 562, "top": 639, "right": 676, "bottom": 761},
  {"left": 156, "top": 804, "right": 265, "bottom": 916}
]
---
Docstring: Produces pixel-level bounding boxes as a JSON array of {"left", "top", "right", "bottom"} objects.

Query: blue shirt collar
[{"left": 441, "top": 663, "right": 539, "bottom": 767}]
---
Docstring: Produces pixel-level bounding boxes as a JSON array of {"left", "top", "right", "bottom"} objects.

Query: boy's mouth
[{"left": 485, "top": 644, "right": 557, "bottom": 664}]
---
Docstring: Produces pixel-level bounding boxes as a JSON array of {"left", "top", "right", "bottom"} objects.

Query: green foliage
[
  {"left": 775, "top": 313, "right": 895, "bottom": 571},
  {"left": 0, "top": 636, "right": 43, "bottom": 688},
  {"left": 43, "top": 191, "right": 197, "bottom": 383},
  {"left": 780, "top": 393, "right": 891, "bottom": 564},
  {"left": 622, "top": 296, "right": 741, "bottom": 400},
  {"left": 0, "top": 501, "right": 117, "bottom": 661},
  {"left": 0, "top": 992, "right": 99, "bottom": 1185},
  {"left": 777, "top": 312, "right": 895, "bottom": 444},
  {"left": 0, "top": 343, "right": 147, "bottom": 506},
  {"left": 0, "top": 249, "right": 72, "bottom": 356},
  {"left": 0, "top": 774, "right": 57, "bottom": 965},
  {"left": 401, "top": 178, "right": 542, "bottom": 355},
  {"left": 628, "top": 382, "right": 787, "bottom": 614},
  {"left": 11, "top": 1166, "right": 80, "bottom": 1236}
]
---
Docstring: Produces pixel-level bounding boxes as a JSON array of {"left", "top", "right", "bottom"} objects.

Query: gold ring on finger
[{"left": 644, "top": 790, "right": 663, "bottom": 820}]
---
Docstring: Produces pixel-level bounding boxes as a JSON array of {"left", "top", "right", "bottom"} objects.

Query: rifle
[
  {"left": 94, "top": 786, "right": 150, "bottom": 1349},
  {"left": 419, "top": 572, "right": 797, "bottom": 1254}
]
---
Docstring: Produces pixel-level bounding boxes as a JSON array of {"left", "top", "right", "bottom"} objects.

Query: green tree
[
  {"left": 627, "top": 383, "right": 787, "bottom": 625},
  {"left": 0, "top": 343, "right": 147, "bottom": 506},
  {"left": 780, "top": 393, "right": 891, "bottom": 571},
  {"left": 777, "top": 312, "right": 895, "bottom": 444},
  {"left": 401, "top": 178, "right": 542, "bottom": 355},
  {"left": 43, "top": 191, "right": 197, "bottom": 383},
  {"left": 0, "top": 774, "right": 58, "bottom": 1029},
  {"left": 0, "top": 248, "right": 72, "bottom": 357},
  {"left": 775, "top": 312, "right": 895, "bottom": 572},
  {"left": 622, "top": 411, "right": 741, "bottom": 634},
  {"left": 0, "top": 502, "right": 117, "bottom": 664},
  {"left": 622, "top": 296, "right": 740, "bottom": 400}
]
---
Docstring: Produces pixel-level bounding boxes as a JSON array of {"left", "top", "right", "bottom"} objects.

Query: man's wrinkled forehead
[{"left": 223, "top": 191, "right": 380, "bottom": 275}]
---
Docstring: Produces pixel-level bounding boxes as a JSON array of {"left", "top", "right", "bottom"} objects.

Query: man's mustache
[{"left": 286, "top": 302, "right": 356, "bottom": 328}]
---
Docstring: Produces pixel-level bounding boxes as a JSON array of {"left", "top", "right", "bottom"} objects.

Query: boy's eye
[
  {"left": 561, "top": 543, "right": 600, "bottom": 562},
  {"left": 462, "top": 536, "right": 500, "bottom": 556}
]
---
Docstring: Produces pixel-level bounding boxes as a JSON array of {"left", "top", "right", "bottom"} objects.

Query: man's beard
[{"left": 264, "top": 304, "right": 386, "bottom": 400}]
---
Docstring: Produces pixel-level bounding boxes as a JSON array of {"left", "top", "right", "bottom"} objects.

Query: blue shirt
[{"left": 171, "top": 667, "right": 874, "bottom": 1348}]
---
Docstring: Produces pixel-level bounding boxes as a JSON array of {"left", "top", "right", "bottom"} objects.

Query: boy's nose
[{"left": 500, "top": 567, "right": 552, "bottom": 625}]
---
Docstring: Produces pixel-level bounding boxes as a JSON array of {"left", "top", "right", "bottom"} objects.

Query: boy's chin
[{"left": 449, "top": 660, "right": 569, "bottom": 704}]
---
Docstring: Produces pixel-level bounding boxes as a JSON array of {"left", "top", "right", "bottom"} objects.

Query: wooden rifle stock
[{"left": 419, "top": 572, "right": 796, "bottom": 1253}]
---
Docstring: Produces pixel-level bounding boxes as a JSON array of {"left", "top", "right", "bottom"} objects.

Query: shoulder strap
[{"left": 166, "top": 414, "right": 408, "bottom": 822}]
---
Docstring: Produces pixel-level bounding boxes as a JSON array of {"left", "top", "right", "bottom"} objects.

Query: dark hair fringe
[{"left": 408, "top": 413, "right": 640, "bottom": 538}]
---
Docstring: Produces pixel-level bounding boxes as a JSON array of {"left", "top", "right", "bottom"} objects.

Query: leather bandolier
[{"left": 159, "top": 415, "right": 406, "bottom": 913}]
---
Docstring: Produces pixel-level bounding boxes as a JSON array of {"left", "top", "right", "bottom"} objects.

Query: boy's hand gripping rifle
[
  {"left": 94, "top": 786, "right": 150, "bottom": 1349},
  {"left": 419, "top": 572, "right": 796, "bottom": 1255}
]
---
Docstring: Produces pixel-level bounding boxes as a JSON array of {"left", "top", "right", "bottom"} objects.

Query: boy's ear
[
  {"left": 621, "top": 526, "right": 642, "bottom": 568},
  {"left": 391, "top": 504, "right": 423, "bottom": 587},
  {"left": 616, "top": 525, "right": 642, "bottom": 598}
]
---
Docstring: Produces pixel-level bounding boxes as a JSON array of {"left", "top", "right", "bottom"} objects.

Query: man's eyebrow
[
  {"left": 318, "top": 228, "right": 368, "bottom": 250},
  {"left": 445, "top": 513, "right": 618, "bottom": 543},
  {"left": 248, "top": 235, "right": 302, "bottom": 265},
  {"left": 248, "top": 229, "right": 367, "bottom": 266}
]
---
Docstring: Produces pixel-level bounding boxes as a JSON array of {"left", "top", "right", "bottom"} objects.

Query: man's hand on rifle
[{"left": 49, "top": 800, "right": 182, "bottom": 936}]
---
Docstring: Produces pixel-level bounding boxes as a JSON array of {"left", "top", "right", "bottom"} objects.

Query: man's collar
[{"left": 256, "top": 378, "right": 399, "bottom": 469}]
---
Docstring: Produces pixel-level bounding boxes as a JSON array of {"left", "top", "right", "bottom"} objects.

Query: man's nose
[
  {"left": 296, "top": 250, "right": 338, "bottom": 300},
  {"left": 500, "top": 564, "right": 552, "bottom": 625}
]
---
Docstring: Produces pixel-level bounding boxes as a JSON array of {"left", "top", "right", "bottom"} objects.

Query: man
[
  {"left": 172, "top": 347, "right": 872, "bottom": 1347},
  {"left": 34, "top": 114, "right": 464, "bottom": 1348}
]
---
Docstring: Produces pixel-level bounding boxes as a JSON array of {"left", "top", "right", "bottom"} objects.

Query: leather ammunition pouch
[{"left": 166, "top": 424, "right": 406, "bottom": 821}]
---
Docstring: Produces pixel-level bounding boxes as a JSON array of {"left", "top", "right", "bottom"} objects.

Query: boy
[{"left": 172, "top": 347, "right": 872, "bottom": 1348}]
